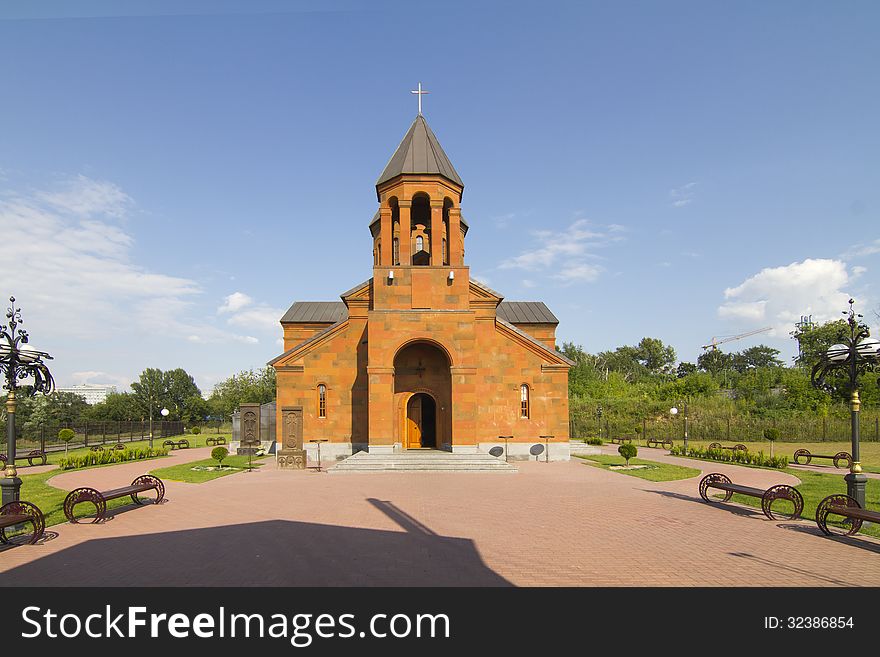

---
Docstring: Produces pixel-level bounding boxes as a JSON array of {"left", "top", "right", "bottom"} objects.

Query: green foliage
[
  {"left": 670, "top": 444, "right": 788, "bottom": 469},
  {"left": 618, "top": 443, "right": 637, "bottom": 465},
  {"left": 130, "top": 367, "right": 204, "bottom": 422},
  {"left": 191, "top": 426, "right": 201, "bottom": 435},
  {"left": 58, "top": 447, "right": 169, "bottom": 470},
  {"left": 211, "top": 446, "right": 229, "bottom": 466},
  {"left": 586, "top": 437, "right": 604, "bottom": 445},
  {"left": 208, "top": 367, "right": 276, "bottom": 418},
  {"left": 57, "top": 428, "right": 75, "bottom": 442},
  {"left": 763, "top": 427, "right": 780, "bottom": 441}
]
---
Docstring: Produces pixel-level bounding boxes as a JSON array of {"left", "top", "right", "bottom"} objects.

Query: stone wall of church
[{"left": 274, "top": 318, "right": 369, "bottom": 460}]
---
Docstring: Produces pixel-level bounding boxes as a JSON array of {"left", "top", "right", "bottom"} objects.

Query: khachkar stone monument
[
  {"left": 277, "top": 406, "right": 306, "bottom": 469},
  {"left": 237, "top": 403, "right": 262, "bottom": 456}
]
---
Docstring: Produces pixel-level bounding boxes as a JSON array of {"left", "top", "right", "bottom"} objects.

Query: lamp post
[
  {"left": 160, "top": 407, "right": 170, "bottom": 441},
  {"left": 596, "top": 404, "right": 603, "bottom": 442},
  {"left": 670, "top": 399, "right": 689, "bottom": 452},
  {"left": 0, "top": 297, "right": 54, "bottom": 505},
  {"left": 810, "top": 299, "right": 880, "bottom": 508}
]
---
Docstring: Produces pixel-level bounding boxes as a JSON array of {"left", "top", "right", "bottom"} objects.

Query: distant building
[{"left": 55, "top": 384, "right": 117, "bottom": 405}]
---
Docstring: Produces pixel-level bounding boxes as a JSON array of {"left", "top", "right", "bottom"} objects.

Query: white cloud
[
  {"left": 843, "top": 238, "right": 880, "bottom": 259},
  {"left": 521, "top": 279, "right": 537, "bottom": 289},
  {"left": 499, "top": 219, "right": 622, "bottom": 284},
  {"left": 552, "top": 263, "right": 603, "bottom": 284},
  {"left": 39, "top": 174, "right": 133, "bottom": 218},
  {"left": 0, "top": 175, "right": 258, "bottom": 349},
  {"left": 669, "top": 182, "right": 697, "bottom": 208},
  {"left": 218, "top": 292, "right": 253, "bottom": 313},
  {"left": 718, "top": 258, "right": 862, "bottom": 334}
]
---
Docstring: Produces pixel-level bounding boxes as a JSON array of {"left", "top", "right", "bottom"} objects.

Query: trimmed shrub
[
  {"left": 670, "top": 444, "right": 788, "bottom": 470},
  {"left": 191, "top": 427, "right": 202, "bottom": 435},
  {"left": 586, "top": 437, "right": 604, "bottom": 446},
  {"left": 618, "top": 443, "right": 637, "bottom": 466},
  {"left": 58, "top": 428, "right": 76, "bottom": 455},
  {"left": 763, "top": 427, "right": 780, "bottom": 457},
  {"left": 211, "top": 446, "right": 229, "bottom": 468},
  {"left": 58, "top": 447, "right": 169, "bottom": 471}
]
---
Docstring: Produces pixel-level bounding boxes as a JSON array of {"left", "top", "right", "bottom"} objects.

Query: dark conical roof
[{"left": 376, "top": 114, "right": 463, "bottom": 188}]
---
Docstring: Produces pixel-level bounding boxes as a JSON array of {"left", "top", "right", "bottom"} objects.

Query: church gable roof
[
  {"left": 280, "top": 301, "right": 348, "bottom": 324},
  {"left": 376, "top": 115, "right": 463, "bottom": 188},
  {"left": 496, "top": 301, "right": 559, "bottom": 325}
]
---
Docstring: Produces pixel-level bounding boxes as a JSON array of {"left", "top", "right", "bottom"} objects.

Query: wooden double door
[{"left": 405, "top": 393, "right": 437, "bottom": 449}]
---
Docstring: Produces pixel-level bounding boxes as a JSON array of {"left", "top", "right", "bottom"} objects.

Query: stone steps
[{"left": 327, "top": 450, "right": 518, "bottom": 473}]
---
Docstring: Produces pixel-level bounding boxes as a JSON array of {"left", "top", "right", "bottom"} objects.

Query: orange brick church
[{"left": 269, "top": 108, "right": 573, "bottom": 462}]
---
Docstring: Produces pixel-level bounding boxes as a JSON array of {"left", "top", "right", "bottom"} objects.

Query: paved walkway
[{"left": 1, "top": 447, "right": 878, "bottom": 586}]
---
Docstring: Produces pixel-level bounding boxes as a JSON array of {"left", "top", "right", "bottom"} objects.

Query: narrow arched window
[
  {"left": 442, "top": 238, "right": 447, "bottom": 264},
  {"left": 392, "top": 238, "right": 399, "bottom": 265},
  {"left": 376, "top": 241, "right": 381, "bottom": 265},
  {"left": 317, "top": 384, "right": 327, "bottom": 419},
  {"left": 416, "top": 235, "right": 424, "bottom": 251},
  {"left": 520, "top": 384, "right": 530, "bottom": 419}
]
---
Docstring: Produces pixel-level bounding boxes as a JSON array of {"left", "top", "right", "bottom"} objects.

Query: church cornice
[
  {"left": 496, "top": 319, "right": 574, "bottom": 367},
  {"left": 268, "top": 319, "right": 349, "bottom": 367}
]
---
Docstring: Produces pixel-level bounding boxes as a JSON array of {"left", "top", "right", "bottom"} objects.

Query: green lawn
[
  {"left": 719, "top": 468, "right": 880, "bottom": 539},
  {"left": 150, "top": 454, "right": 269, "bottom": 484},
  {"left": 575, "top": 454, "right": 701, "bottom": 482}
]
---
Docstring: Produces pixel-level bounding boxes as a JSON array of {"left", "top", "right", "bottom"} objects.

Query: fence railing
[
  {"left": 2, "top": 420, "right": 186, "bottom": 454},
  {"left": 569, "top": 411, "right": 880, "bottom": 443}
]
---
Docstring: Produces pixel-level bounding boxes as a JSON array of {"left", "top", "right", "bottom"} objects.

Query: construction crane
[{"left": 701, "top": 326, "right": 772, "bottom": 351}]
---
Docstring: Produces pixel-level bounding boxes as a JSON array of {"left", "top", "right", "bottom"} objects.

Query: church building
[{"left": 270, "top": 108, "right": 573, "bottom": 462}]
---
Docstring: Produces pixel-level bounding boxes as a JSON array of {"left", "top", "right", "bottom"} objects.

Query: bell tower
[{"left": 369, "top": 112, "right": 467, "bottom": 270}]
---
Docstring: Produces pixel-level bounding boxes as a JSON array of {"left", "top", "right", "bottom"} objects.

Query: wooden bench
[
  {"left": 610, "top": 437, "right": 632, "bottom": 445},
  {"left": 162, "top": 438, "right": 190, "bottom": 450},
  {"left": 699, "top": 472, "right": 804, "bottom": 520},
  {"left": 708, "top": 442, "right": 748, "bottom": 453},
  {"left": 647, "top": 437, "right": 673, "bottom": 450},
  {"left": 793, "top": 449, "right": 852, "bottom": 469},
  {"left": 205, "top": 436, "right": 227, "bottom": 446},
  {"left": 63, "top": 475, "right": 165, "bottom": 524},
  {"left": 0, "top": 501, "right": 45, "bottom": 545},
  {"left": 0, "top": 450, "right": 47, "bottom": 467},
  {"left": 815, "top": 494, "right": 880, "bottom": 536}
]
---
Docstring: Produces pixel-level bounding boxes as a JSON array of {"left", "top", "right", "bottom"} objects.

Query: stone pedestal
[{"left": 277, "top": 449, "right": 306, "bottom": 469}]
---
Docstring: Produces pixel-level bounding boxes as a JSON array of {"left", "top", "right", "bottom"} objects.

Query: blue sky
[{"left": 1, "top": 0, "right": 878, "bottom": 394}]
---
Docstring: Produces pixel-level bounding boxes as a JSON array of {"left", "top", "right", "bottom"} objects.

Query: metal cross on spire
[{"left": 411, "top": 82, "right": 429, "bottom": 115}]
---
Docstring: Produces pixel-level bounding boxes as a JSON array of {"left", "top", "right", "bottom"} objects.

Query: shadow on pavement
[{"left": 0, "top": 499, "right": 512, "bottom": 587}]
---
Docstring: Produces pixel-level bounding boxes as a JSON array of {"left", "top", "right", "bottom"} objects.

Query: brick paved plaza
[{"left": 1, "top": 447, "right": 878, "bottom": 586}]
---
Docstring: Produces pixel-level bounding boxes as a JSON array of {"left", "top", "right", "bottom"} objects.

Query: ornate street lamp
[
  {"left": 0, "top": 297, "right": 54, "bottom": 505},
  {"left": 670, "top": 398, "right": 689, "bottom": 451},
  {"left": 596, "top": 404, "right": 603, "bottom": 442},
  {"left": 811, "top": 299, "right": 880, "bottom": 508}
]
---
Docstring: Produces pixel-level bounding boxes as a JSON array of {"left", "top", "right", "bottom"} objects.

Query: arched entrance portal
[
  {"left": 406, "top": 393, "right": 437, "bottom": 448},
  {"left": 393, "top": 341, "right": 451, "bottom": 450}
]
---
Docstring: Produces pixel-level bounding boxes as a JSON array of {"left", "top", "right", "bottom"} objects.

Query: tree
[
  {"left": 763, "top": 427, "right": 779, "bottom": 457},
  {"left": 58, "top": 428, "right": 75, "bottom": 455},
  {"left": 130, "top": 368, "right": 167, "bottom": 420},
  {"left": 211, "top": 446, "right": 229, "bottom": 469},
  {"left": 208, "top": 367, "right": 276, "bottom": 419},
  {"left": 730, "top": 345, "right": 783, "bottom": 373},
  {"left": 676, "top": 362, "right": 697, "bottom": 378},
  {"left": 618, "top": 443, "right": 637, "bottom": 467},
  {"left": 86, "top": 392, "right": 140, "bottom": 421},
  {"left": 130, "top": 367, "right": 202, "bottom": 421},
  {"left": 164, "top": 368, "right": 202, "bottom": 420},
  {"left": 634, "top": 337, "right": 677, "bottom": 375},
  {"left": 790, "top": 319, "right": 849, "bottom": 367},
  {"left": 22, "top": 392, "right": 89, "bottom": 430},
  {"left": 697, "top": 349, "right": 732, "bottom": 375}
]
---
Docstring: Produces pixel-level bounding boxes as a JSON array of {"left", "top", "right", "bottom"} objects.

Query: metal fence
[
  {"left": 2, "top": 420, "right": 185, "bottom": 454},
  {"left": 570, "top": 410, "right": 880, "bottom": 443}
]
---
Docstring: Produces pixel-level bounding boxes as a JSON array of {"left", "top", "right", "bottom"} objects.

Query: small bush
[
  {"left": 58, "top": 447, "right": 169, "bottom": 470},
  {"left": 586, "top": 437, "right": 604, "bottom": 446},
  {"left": 211, "top": 446, "right": 229, "bottom": 467},
  {"left": 670, "top": 445, "right": 788, "bottom": 469},
  {"left": 618, "top": 443, "right": 637, "bottom": 466},
  {"left": 191, "top": 427, "right": 201, "bottom": 435},
  {"left": 763, "top": 428, "right": 780, "bottom": 441},
  {"left": 58, "top": 428, "right": 76, "bottom": 455}
]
